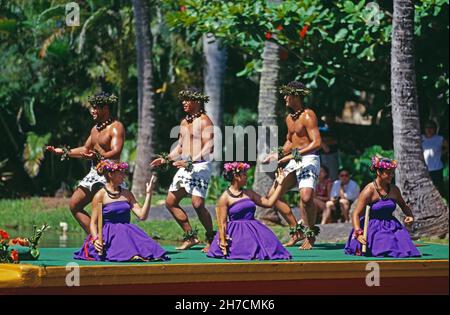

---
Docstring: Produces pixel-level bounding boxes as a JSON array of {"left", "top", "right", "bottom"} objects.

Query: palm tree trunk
[
  {"left": 253, "top": 29, "right": 282, "bottom": 224},
  {"left": 203, "top": 33, "right": 227, "bottom": 175},
  {"left": 131, "top": 0, "right": 155, "bottom": 198},
  {"left": 391, "top": 0, "right": 448, "bottom": 238}
]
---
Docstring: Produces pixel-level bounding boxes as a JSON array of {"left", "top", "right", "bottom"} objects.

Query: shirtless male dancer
[
  {"left": 46, "top": 92, "right": 125, "bottom": 234},
  {"left": 150, "top": 88, "right": 215, "bottom": 252},
  {"left": 263, "top": 81, "right": 322, "bottom": 250}
]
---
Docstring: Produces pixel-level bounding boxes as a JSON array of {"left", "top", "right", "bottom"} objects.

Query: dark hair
[
  {"left": 287, "top": 81, "right": 308, "bottom": 90},
  {"left": 320, "top": 165, "right": 330, "bottom": 178},
  {"left": 339, "top": 168, "right": 350, "bottom": 174},
  {"left": 424, "top": 120, "right": 437, "bottom": 130}
]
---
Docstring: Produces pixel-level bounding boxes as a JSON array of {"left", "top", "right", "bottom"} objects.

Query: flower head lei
[
  {"left": 279, "top": 81, "right": 311, "bottom": 97},
  {"left": 223, "top": 162, "right": 251, "bottom": 181},
  {"left": 370, "top": 156, "right": 398, "bottom": 172},
  {"left": 88, "top": 92, "right": 118, "bottom": 108},
  {"left": 178, "top": 88, "right": 210, "bottom": 103},
  {"left": 96, "top": 160, "right": 129, "bottom": 175}
]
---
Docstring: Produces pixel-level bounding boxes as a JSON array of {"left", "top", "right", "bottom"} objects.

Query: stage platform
[{"left": 0, "top": 243, "right": 448, "bottom": 295}]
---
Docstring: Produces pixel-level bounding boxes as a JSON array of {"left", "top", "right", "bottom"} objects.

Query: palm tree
[
  {"left": 203, "top": 33, "right": 227, "bottom": 175},
  {"left": 391, "top": 0, "right": 448, "bottom": 238},
  {"left": 253, "top": 0, "right": 283, "bottom": 224},
  {"left": 131, "top": 0, "right": 156, "bottom": 198}
]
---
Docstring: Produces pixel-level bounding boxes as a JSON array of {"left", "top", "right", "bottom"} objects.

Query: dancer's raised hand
[
  {"left": 150, "top": 157, "right": 165, "bottom": 168},
  {"left": 146, "top": 175, "right": 157, "bottom": 194},
  {"left": 404, "top": 216, "right": 414, "bottom": 226},
  {"left": 275, "top": 168, "right": 285, "bottom": 185},
  {"left": 262, "top": 152, "right": 278, "bottom": 164},
  {"left": 46, "top": 146, "right": 63, "bottom": 155},
  {"left": 81, "top": 150, "right": 96, "bottom": 160}
]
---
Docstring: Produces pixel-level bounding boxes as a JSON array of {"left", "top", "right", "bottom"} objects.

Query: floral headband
[
  {"left": 88, "top": 92, "right": 118, "bottom": 108},
  {"left": 223, "top": 162, "right": 250, "bottom": 177},
  {"left": 178, "top": 90, "right": 210, "bottom": 103},
  {"left": 279, "top": 85, "right": 311, "bottom": 97},
  {"left": 371, "top": 156, "right": 397, "bottom": 171},
  {"left": 96, "top": 160, "right": 129, "bottom": 174}
]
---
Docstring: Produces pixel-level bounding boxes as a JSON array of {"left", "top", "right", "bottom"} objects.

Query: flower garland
[
  {"left": 178, "top": 90, "right": 210, "bottom": 103},
  {"left": 88, "top": 92, "right": 118, "bottom": 108},
  {"left": 279, "top": 85, "right": 311, "bottom": 97},
  {"left": 223, "top": 162, "right": 251, "bottom": 181},
  {"left": 60, "top": 145, "right": 71, "bottom": 161},
  {"left": 96, "top": 160, "right": 129, "bottom": 174},
  {"left": 370, "top": 156, "right": 398, "bottom": 172}
]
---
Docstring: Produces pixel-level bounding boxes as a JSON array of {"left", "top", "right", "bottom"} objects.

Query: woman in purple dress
[
  {"left": 74, "top": 160, "right": 168, "bottom": 262},
  {"left": 207, "top": 162, "right": 292, "bottom": 260},
  {"left": 345, "top": 156, "right": 421, "bottom": 258}
]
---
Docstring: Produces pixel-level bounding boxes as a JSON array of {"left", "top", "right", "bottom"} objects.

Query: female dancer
[
  {"left": 207, "top": 162, "right": 292, "bottom": 260},
  {"left": 74, "top": 160, "right": 168, "bottom": 262},
  {"left": 345, "top": 156, "right": 421, "bottom": 257}
]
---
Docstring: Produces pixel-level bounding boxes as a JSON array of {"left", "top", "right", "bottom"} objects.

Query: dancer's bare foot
[
  {"left": 283, "top": 231, "right": 304, "bottom": 247},
  {"left": 299, "top": 237, "right": 315, "bottom": 250},
  {"left": 201, "top": 242, "right": 211, "bottom": 253},
  {"left": 176, "top": 238, "right": 200, "bottom": 250}
]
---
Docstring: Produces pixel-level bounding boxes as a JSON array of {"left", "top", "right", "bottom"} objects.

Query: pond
[{"left": 9, "top": 228, "right": 178, "bottom": 248}]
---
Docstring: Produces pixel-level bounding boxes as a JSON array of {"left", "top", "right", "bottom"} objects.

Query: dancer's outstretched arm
[
  {"left": 351, "top": 184, "right": 373, "bottom": 245},
  {"left": 46, "top": 133, "right": 94, "bottom": 159},
  {"left": 247, "top": 169, "right": 285, "bottom": 208},
  {"left": 392, "top": 185, "right": 414, "bottom": 225},
  {"left": 128, "top": 175, "right": 157, "bottom": 221},
  {"left": 216, "top": 193, "right": 229, "bottom": 254},
  {"left": 90, "top": 189, "right": 105, "bottom": 253}
]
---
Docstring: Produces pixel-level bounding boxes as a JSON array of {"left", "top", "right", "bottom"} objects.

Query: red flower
[
  {"left": 265, "top": 32, "right": 272, "bottom": 40},
  {"left": 299, "top": 24, "right": 309, "bottom": 39},
  {"left": 276, "top": 25, "right": 283, "bottom": 31},
  {"left": 0, "top": 230, "right": 9, "bottom": 240},
  {"left": 10, "top": 250, "right": 19, "bottom": 262},
  {"left": 18, "top": 238, "right": 29, "bottom": 247},
  {"left": 180, "top": 6, "right": 187, "bottom": 12},
  {"left": 11, "top": 238, "right": 18, "bottom": 245}
]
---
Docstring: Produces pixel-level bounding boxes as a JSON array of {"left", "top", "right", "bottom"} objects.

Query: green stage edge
[{"left": 18, "top": 243, "right": 449, "bottom": 267}]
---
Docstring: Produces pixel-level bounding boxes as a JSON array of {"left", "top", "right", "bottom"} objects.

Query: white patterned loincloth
[
  {"left": 282, "top": 154, "right": 320, "bottom": 190},
  {"left": 169, "top": 161, "right": 212, "bottom": 198}
]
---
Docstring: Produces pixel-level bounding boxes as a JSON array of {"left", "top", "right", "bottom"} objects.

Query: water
[{"left": 10, "top": 229, "right": 178, "bottom": 248}]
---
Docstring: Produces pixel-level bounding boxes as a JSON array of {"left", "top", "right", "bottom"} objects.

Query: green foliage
[
  {"left": 22, "top": 132, "right": 51, "bottom": 178},
  {"left": 340, "top": 145, "right": 394, "bottom": 187}
]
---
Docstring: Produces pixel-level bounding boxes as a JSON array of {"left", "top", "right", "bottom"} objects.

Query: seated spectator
[
  {"left": 421, "top": 120, "right": 448, "bottom": 195},
  {"left": 314, "top": 166, "right": 333, "bottom": 224},
  {"left": 323, "top": 168, "right": 360, "bottom": 223}
]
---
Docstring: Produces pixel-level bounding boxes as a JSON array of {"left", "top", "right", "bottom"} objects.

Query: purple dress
[
  {"left": 345, "top": 198, "right": 421, "bottom": 258},
  {"left": 207, "top": 198, "right": 292, "bottom": 260},
  {"left": 74, "top": 201, "right": 168, "bottom": 262}
]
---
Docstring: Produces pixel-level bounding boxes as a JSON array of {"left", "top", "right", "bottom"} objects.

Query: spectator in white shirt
[
  {"left": 422, "top": 120, "right": 448, "bottom": 195},
  {"left": 322, "top": 168, "right": 360, "bottom": 223}
]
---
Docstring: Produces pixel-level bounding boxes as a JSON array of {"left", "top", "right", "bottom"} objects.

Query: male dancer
[
  {"left": 263, "top": 81, "right": 322, "bottom": 250},
  {"left": 150, "top": 88, "right": 215, "bottom": 252},
  {"left": 47, "top": 92, "right": 125, "bottom": 234}
]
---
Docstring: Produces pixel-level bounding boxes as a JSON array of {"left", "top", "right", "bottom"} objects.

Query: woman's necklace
[
  {"left": 373, "top": 181, "right": 390, "bottom": 200},
  {"left": 104, "top": 186, "right": 121, "bottom": 199},
  {"left": 226, "top": 188, "right": 244, "bottom": 198}
]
